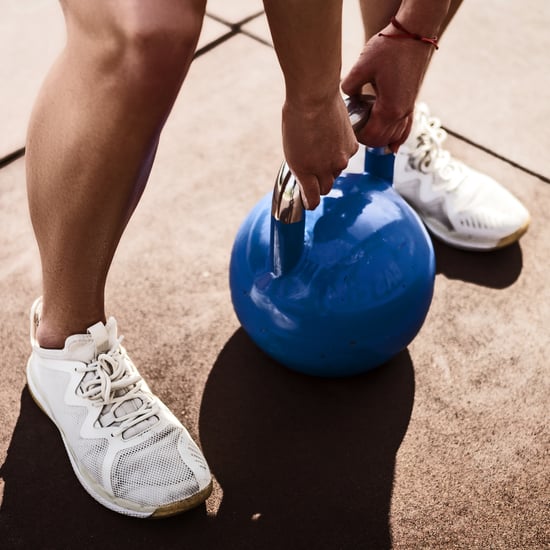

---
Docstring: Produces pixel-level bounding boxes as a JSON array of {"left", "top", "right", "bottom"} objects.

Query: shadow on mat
[
  {"left": 0, "top": 329, "right": 414, "bottom": 550},
  {"left": 198, "top": 329, "right": 414, "bottom": 550},
  {"left": 433, "top": 240, "right": 523, "bottom": 288}
]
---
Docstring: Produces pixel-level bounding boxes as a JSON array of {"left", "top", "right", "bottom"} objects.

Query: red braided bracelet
[{"left": 378, "top": 16, "right": 439, "bottom": 49}]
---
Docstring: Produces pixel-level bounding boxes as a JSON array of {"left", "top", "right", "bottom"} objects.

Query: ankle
[
  {"left": 35, "top": 322, "right": 72, "bottom": 349},
  {"left": 35, "top": 314, "right": 106, "bottom": 349}
]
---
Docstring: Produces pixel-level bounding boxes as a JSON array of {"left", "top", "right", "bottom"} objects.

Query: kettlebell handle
[
  {"left": 272, "top": 95, "right": 375, "bottom": 224},
  {"left": 270, "top": 95, "right": 378, "bottom": 276}
]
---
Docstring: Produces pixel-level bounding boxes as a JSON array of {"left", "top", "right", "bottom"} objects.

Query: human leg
[
  {"left": 25, "top": 0, "right": 213, "bottom": 518},
  {"left": 27, "top": 0, "right": 206, "bottom": 348}
]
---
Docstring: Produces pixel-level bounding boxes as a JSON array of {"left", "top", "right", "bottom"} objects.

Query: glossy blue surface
[{"left": 229, "top": 151, "right": 435, "bottom": 377}]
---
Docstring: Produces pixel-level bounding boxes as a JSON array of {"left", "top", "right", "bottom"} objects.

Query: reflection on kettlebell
[{"left": 229, "top": 96, "right": 435, "bottom": 377}]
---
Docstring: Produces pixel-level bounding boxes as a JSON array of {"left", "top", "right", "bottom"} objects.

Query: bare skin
[
  {"left": 360, "top": 0, "right": 463, "bottom": 41},
  {"left": 27, "top": 0, "right": 358, "bottom": 349},
  {"left": 342, "top": 0, "right": 456, "bottom": 151},
  {"left": 27, "top": 0, "right": 456, "bottom": 349},
  {"left": 263, "top": 0, "right": 358, "bottom": 210},
  {"left": 27, "top": 0, "right": 207, "bottom": 348}
]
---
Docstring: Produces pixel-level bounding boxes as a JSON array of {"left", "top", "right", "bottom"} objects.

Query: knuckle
[
  {"left": 356, "top": 126, "right": 387, "bottom": 148},
  {"left": 332, "top": 152, "right": 352, "bottom": 173}
]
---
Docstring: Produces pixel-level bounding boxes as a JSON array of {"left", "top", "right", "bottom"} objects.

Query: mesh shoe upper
[
  {"left": 392, "top": 103, "right": 530, "bottom": 250},
  {"left": 26, "top": 298, "right": 211, "bottom": 517}
]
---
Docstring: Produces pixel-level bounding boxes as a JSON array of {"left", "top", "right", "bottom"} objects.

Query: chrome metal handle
[
  {"left": 346, "top": 94, "right": 375, "bottom": 134},
  {"left": 272, "top": 162, "right": 303, "bottom": 223}
]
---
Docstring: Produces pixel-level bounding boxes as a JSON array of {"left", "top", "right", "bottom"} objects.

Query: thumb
[{"left": 341, "top": 59, "right": 374, "bottom": 97}]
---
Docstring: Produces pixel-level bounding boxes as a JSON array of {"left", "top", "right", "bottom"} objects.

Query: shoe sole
[
  {"left": 423, "top": 217, "right": 530, "bottom": 252},
  {"left": 26, "top": 359, "right": 213, "bottom": 518}
]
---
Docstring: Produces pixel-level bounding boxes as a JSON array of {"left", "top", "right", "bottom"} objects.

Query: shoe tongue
[
  {"left": 87, "top": 321, "right": 111, "bottom": 354},
  {"left": 76, "top": 320, "right": 158, "bottom": 438},
  {"left": 64, "top": 318, "right": 117, "bottom": 362}
]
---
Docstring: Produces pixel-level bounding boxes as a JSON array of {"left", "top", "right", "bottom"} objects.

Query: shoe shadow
[
  {"left": 0, "top": 330, "right": 414, "bottom": 550},
  {"left": 433, "top": 239, "right": 523, "bottom": 288},
  {"left": 197, "top": 328, "right": 415, "bottom": 550},
  {"left": 0, "top": 390, "right": 214, "bottom": 549},
  {"left": 0, "top": 387, "right": 104, "bottom": 547}
]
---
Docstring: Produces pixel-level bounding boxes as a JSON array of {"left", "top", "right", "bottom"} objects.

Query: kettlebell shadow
[{"left": 198, "top": 328, "right": 415, "bottom": 550}]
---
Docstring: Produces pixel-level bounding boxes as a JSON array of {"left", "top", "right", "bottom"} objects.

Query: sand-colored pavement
[{"left": 1, "top": 1, "right": 548, "bottom": 548}]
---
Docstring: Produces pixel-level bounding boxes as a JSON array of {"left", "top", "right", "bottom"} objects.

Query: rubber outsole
[{"left": 424, "top": 217, "right": 530, "bottom": 252}]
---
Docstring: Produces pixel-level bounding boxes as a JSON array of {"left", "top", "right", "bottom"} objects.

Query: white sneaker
[
  {"left": 26, "top": 298, "right": 212, "bottom": 518},
  {"left": 393, "top": 103, "right": 530, "bottom": 251}
]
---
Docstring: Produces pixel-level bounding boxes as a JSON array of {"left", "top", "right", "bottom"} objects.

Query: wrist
[
  {"left": 379, "top": 15, "right": 440, "bottom": 49},
  {"left": 284, "top": 84, "right": 342, "bottom": 112},
  {"left": 394, "top": 0, "right": 451, "bottom": 37}
]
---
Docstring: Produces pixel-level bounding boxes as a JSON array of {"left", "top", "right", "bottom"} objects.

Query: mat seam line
[{"left": 1, "top": 10, "right": 548, "bottom": 184}]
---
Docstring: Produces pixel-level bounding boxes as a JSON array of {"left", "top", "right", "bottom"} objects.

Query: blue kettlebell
[{"left": 229, "top": 96, "right": 435, "bottom": 377}]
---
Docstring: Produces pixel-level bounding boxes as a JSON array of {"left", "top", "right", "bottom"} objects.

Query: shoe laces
[
  {"left": 77, "top": 337, "right": 160, "bottom": 438},
  {"left": 408, "top": 108, "right": 467, "bottom": 191}
]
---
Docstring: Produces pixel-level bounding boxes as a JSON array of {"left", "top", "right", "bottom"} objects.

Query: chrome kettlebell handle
[
  {"left": 346, "top": 93, "right": 375, "bottom": 134},
  {"left": 272, "top": 95, "right": 375, "bottom": 223}
]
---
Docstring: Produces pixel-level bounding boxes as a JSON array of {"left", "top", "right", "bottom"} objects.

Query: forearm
[
  {"left": 263, "top": 0, "right": 343, "bottom": 106},
  {"left": 393, "top": 0, "right": 452, "bottom": 36},
  {"left": 361, "top": 0, "right": 461, "bottom": 40}
]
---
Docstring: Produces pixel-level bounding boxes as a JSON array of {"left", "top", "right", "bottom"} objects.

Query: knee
[
  {"left": 66, "top": 1, "right": 206, "bottom": 95},
  {"left": 115, "top": 7, "right": 204, "bottom": 71},
  {"left": 111, "top": 3, "right": 205, "bottom": 85}
]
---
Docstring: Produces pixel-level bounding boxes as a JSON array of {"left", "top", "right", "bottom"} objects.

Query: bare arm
[
  {"left": 263, "top": 0, "right": 358, "bottom": 209},
  {"left": 342, "top": 0, "right": 451, "bottom": 151}
]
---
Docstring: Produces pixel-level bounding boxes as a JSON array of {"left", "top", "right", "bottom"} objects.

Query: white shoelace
[
  {"left": 408, "top": 112, "right": 467, "bottom": 192},
  {"left": 78, "top": 338, "right": 160, "bottom": 437}
]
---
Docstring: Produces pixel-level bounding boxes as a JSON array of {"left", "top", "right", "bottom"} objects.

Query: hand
[
  {"left": 341, "top": 26, "right": 435, "bottom": 152},
  {"left": 282, "top": 93, "right": 358, "bottom": 210}
]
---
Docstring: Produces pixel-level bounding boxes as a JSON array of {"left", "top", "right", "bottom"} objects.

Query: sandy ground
[{"left": 0, "top": 1, "right": 548, "bottom": 548}]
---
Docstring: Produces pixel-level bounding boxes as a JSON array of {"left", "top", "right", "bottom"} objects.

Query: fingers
[
  {"left": 296, "top": 162, "right": 349, "bottom": 211},
  {"left": 389, "top": 113, "right": 413, "bottom": 153},
  {"left": 341, "top": 57, "right": 373, "bottom": 98},
  {"left": 297, "top": 174, "right": 335, "bottom": 210},
  {"left": 317, "top": 173, "right": 336, "bottom": 196},
  {"left": 289, "top": 144, "right": 357, "bottom": 211},
  {"left": 354, "top": 103, "right": 413, "bottom": 151},
  {"left": 297, "top": 174, "right": 321, "bottom": 210}
]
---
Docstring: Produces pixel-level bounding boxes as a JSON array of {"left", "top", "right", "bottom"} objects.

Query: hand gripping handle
[
  {"left": 269, "top": 95, "right": 374, "bottom": 276},
  {"left": 271, "top": 95, "right": 374, "bottom": 224}
]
